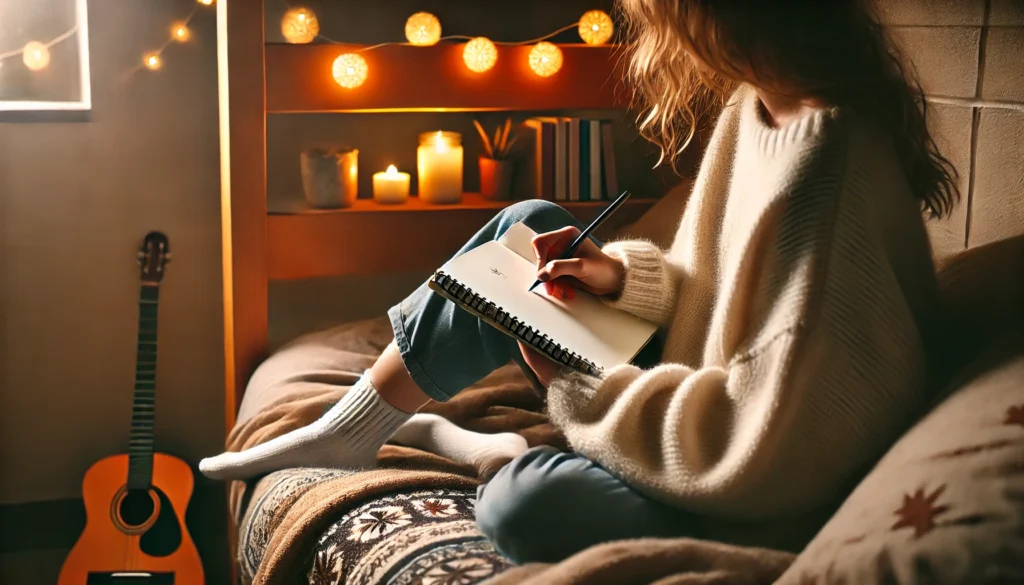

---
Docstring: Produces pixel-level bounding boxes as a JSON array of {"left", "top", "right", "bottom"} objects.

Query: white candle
[
  {"left": 417, "top": 131, "right": 463, "bottom": 204},
  {"left": 373, "top": 164, "right": 410, "bottom": 204}
]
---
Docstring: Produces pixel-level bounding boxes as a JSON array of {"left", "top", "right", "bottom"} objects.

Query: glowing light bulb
[
  {"left": 332, "top": 53, "right": 368, "bottom": 88},
  {"left": 462, "top": 37, "right": 497, "bottom": 73},
  {"left": 578, "top": 10, "right": 614, "bottom": 45},
  {"left": 22, "top": 41, "right": 50, "bottom": 71},
  {"left": 529, "top": 42, "right": 563, "bottom": 77},
  {"left": 281, "top": 7, "right": 319, "bottom": 44},
  {"left": 197, "top": 0, "right": 214, "bottom": 5},
  {"left": 405, "top": 12, "right": 441, "bottom": 46},
  {"left": 171, "top": 22, "right": 191, "bottom": 42},
  {"left": 143, "top": 52, "right": 162, "bottom": 70}
]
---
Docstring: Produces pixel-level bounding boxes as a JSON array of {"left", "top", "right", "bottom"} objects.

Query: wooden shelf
[
  {"left": 267, "top": 195, "right": 656, "bottom": 279},
  {"left": 265, "top": 43, "right": 629, "bottom": 113}
]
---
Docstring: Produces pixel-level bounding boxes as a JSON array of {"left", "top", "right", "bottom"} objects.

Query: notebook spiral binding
[{"left": 431, "top": 270, "right": 602, "bottom": 377}]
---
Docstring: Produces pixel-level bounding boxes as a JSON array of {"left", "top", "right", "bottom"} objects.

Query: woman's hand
[
  {"left": 531, "top": 227, "right": 625, "bottom": 298},
  {"left": 518, "top": 342, "right": 560, "bottom": 388}
]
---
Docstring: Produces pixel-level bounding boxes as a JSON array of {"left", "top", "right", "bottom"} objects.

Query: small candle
[
  {"left": 373, "top": 164, "right": 411, "bottom": 204},
  {"left": 417, "top": 131, "right": 463, "bottom": 204}
]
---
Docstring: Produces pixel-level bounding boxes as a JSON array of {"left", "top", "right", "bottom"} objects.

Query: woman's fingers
[
  {"left": 532, "top": 226, "right": 581, "bottom": 269},
  {"left": 537, "top": 257, "right": 587, "bottom": 282}
]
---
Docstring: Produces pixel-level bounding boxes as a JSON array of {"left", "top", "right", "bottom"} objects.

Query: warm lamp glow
[
  {"left": 528, "top": 42, "right": 563, "bottom": 77},
  {"left": 197, "top": 0, "right": 214, "bottom": 5},
  {"left": 143, "top": 52, "right": 162, "bottom": 70},
  {"left": 171, "top": 22, "right": 191, "bottom": 42},
  {"left": 462, "top": 37, "right": 497, "bottom": 73},
  {"left": 332, "top": 53, "right": 368, "bottom": 88},
  {"left": 405, "top": 12, "right": 441, "bottom": 46},
  {"left": 578, "top": 10, "right": 614, "bottom": 45},
  {"left": 281, "top": 7, "right": 319, "bottom": 44},
  {"left": 22, "top": 41, "right": 50, "bottom": 71}
]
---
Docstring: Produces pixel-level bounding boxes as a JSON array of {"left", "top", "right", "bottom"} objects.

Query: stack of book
[{"left": 520, "top": 117, "right": 619, "bottom": 201}]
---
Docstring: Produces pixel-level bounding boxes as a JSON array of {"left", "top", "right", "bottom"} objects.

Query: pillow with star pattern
[{"left": 775, "top": 333, "right": 1024, "bottom": 585}]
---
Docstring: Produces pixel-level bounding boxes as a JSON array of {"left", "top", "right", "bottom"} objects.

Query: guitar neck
[{"left": 127, "top": 283, "right": 160, "bottom": 490}]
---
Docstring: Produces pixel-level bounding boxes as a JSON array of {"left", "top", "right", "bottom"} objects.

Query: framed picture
[{"left": 0, "top": 0, "right": 91, "bottom": 111}]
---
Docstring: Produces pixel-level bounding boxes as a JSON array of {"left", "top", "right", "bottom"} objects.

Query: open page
[{"left": 441, "top": 223, "right": 656, "bottom": 371}]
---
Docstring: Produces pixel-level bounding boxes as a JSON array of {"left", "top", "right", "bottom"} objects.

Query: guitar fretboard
[{"left": 127, "top": 283, "right": 159, "bottom": 490}]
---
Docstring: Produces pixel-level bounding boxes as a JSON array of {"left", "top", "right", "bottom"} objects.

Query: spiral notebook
[{"left": 428, "top": 222, "right": 658, "bottom": 376}]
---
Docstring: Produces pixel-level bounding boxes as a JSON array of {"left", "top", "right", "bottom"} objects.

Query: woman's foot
[
  {"left": 390, "top": 413, "right": 529, "bottom": 479},
  {"left": 199, "top": 375, "right": 410, "bottom": 480}
]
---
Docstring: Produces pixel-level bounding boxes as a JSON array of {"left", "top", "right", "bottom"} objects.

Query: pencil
[{"left": 528, "top": 190, "right": 632, "bottom": 292}]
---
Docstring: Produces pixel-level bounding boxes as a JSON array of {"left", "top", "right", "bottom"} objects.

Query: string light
[
  {"left": 578, "top": 10, "right": 613, "bottom": 45},
  {"left": 332, "top": 53, "right": 368, "bottom": 88},
  {"left": 281, "top": 7, "right": 320, "bottom": 44},
  {"left": 405, "top": 12, "right": 441, "bottom": 47},
  {"left": 172, "top": 22, "right": 191, "bottom": 43},
  {"left": 463, "top": 37, "right": 498, "bottom": 73},
  {"left": 22, "top": 41, "right": 50, "bottom": 71},
  {"left": 143, "top": 52, "right": 162, "bottom": 71},
  {"left": 528, "top": 42, "right": 563, "bottom": 77}
]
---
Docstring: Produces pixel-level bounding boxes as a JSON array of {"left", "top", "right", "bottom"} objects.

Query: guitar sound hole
[{"left": 119, "top": 489, "right": 155, "bottom": 527}]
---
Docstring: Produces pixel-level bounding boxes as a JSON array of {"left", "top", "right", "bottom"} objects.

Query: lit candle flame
[
  {"left": 386, "top": 164, "right": 399, "bottom": 177},
  {"left": 434, "top": 131, "right": 448, "bottom": 153}
]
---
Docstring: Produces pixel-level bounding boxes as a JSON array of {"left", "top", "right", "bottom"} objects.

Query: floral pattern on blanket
[{"left": 303, "top": 488, "right": 512, "bottom": 585}]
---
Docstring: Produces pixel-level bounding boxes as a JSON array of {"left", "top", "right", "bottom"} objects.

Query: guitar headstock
[{"left": 137, "top": 231, "right": 171, "bottom": 284}]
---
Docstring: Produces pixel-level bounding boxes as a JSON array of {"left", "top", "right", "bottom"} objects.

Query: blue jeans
[{"left": 387, "top": 200, "right": 692, "bottom": 564}]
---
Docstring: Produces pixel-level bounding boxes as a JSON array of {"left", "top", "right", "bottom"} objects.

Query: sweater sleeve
[
  {"left": 547, "top": 200, "right": 929, "bottom": 519},
  {"left": 599, "top": 240, "right": 679, "bottom": 327}
]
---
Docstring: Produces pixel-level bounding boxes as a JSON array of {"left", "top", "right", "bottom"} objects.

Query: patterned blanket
[
  {"left": 230, "top": 318, "right": 795, "bottom": 585},
  {"left": 239, "top": 468, "right": 511, "bottom": 585}
]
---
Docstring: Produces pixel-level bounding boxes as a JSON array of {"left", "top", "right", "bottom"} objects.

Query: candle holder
[
  {"left": 300, "top": 147, "right": 358, "bottom": 209},
  {"left": 417, "top": 131, "right": 463, "bottom": 204}
]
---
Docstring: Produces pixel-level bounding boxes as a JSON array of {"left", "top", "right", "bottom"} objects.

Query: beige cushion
[{"left": 775, "top": 335, "right": 1024, "bottom": 585}]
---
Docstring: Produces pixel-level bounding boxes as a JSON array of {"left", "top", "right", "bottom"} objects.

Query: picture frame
[{"left": 0, "top": 0, "right": 91, "bottom": 112}]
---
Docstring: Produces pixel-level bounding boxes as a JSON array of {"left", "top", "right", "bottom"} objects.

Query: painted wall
[{"left": 0, "top": 0, "right": 224, "bottom": 504}]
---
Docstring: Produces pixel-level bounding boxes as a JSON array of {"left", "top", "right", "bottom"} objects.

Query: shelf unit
[
  {"left": 268, "top": 194, "right": 656, "bottom": 279},
  {"left": 217, "top": 0, "right": 658, "bottom": 424}
]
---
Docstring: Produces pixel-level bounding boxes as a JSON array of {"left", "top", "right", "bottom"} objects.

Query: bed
[{"left": 215, "top": 2, "right": 1024, "bottom": 583}]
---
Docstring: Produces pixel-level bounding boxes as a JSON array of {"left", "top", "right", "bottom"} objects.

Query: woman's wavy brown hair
[{"left": 618, "top": 0, "right": 959, "bottom": 219}]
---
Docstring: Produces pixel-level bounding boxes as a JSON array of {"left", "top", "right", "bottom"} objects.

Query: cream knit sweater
[{"left": 547, "top": 86, "right": 942, "bottom": 521}]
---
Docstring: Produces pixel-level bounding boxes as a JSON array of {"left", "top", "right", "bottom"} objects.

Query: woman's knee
[
  {"left": 496, "top": 200, "right": 577, "bottom": 235},
  {"left": 474, "top": 447, "right": 592, "bottom": 563}
]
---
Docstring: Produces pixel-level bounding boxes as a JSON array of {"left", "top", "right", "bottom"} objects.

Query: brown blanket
[{"left": 226, "top": 318, "right": 795, "bottom": 585}]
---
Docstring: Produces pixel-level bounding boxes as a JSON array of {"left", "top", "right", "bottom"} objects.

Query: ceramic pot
[{"left": 479, "top": 156, "right": 514, "bottom": 201}]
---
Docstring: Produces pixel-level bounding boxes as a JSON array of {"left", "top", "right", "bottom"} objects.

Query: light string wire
[
  {"left": 0, "top": 4, "right": 203, "bottom": 69},
  {"left": 0, "top": 21, "right": 81, "bottom": 61},
  {"left": 317, "top": 22, "right": 584, "bottom": 52},
  {"left": 127, "top": 5, "right": 201, "bottom": 74}
]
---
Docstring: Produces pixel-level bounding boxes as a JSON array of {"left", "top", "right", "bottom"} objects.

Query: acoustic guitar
[{"left": 58, "top": 232, "right": 204, "bottom": 585}]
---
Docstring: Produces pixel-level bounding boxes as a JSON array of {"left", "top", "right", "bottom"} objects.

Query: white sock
[
  {"left": 199, "top": 376, "right": 410, "bottom": 480},
  {"left": 390, "top": 413, "right": 529, "bottom": 478}
]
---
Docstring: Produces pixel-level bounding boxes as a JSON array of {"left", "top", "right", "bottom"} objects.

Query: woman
[{"left": 201, "top": 0, "right": 957, "bottom": 564}]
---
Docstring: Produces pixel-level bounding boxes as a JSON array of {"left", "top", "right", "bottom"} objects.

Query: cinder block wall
[{"left": 880, "top": 0, "right": 1024, "bottom": 259}]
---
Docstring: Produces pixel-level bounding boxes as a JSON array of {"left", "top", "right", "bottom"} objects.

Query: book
[
  {"left": 579, "top": 120, "right": 591, "bottom": 201},
  {"left": 569, "top": 118, "right": 581, "bottom": 201},
  {"left": 555, "top": 119, "right": 569, "bottom": 201},
  {"left": 601, "top": 121, "right": 619, "bottom": 200},
  {"left": 521, "top": 119, "right": 555, "bottom": 200},
  {"left": 428, "top": 222, "right": 657, "bottom": 375},
  {"left": 589, "top": 120, "right": 603, "bottom": 200}
]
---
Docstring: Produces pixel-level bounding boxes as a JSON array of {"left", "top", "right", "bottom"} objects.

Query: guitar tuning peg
[{"left": 165, "top": 253, "right": 172, "bottom": 263}]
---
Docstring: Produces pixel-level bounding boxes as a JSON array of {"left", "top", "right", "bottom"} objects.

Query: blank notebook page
[{"left": 440, "top": 222, "right": 657, "bottom": 371}]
